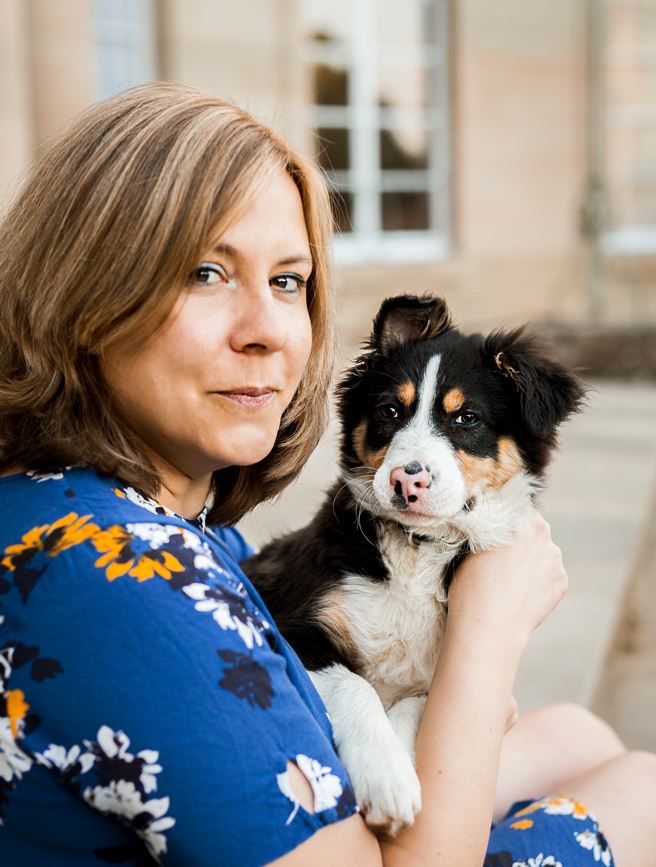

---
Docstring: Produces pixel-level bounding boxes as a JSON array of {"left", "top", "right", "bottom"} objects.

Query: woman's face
[{"left": 101, "top": 167, "right": 314, "bottom": 483}]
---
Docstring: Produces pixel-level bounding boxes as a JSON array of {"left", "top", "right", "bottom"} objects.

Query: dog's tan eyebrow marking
[
  {"left": 456, "top": 436, "right": 524, "bottom": 491},
  {"left": 443, "top": 387, "right": 465, "bottom": 414},
  {"left": 397, "top": 381, "right": 416, "bottom": 407}
]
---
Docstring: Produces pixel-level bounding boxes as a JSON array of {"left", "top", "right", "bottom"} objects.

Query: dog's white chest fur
[
  {"left": 340, "top": 526, "right": 454, "bottom": 706},
  {"left": 338, "top": 474, "right": 537, "bottom": 707}
]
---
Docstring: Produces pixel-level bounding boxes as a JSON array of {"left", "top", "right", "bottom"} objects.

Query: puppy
[{"left": 243, "top": 294, "right": 585, "bottom": 835}]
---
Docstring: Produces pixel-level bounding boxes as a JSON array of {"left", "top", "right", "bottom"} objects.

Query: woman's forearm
[{"left": 380, "top": 620, "right": 525, "bottom": 867}]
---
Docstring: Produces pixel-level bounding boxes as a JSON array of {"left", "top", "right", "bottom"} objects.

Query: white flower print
[
  {"left": 93, "top": 724, "right": 131, "bottom": 759},
  {"left": 0, "top": 647, "right": 12, "bottom": 693},
  {"left": 137, "top": 748, "right": 163, "bottom": 794},
  {"left": 179, "top": 529, "right": 229, "bottom": 577},
  {"left": 26, "top": 470, "right": 65, "bottom": 482},
  {"left": 540, "top": 795, "right": 588, "bottom": 820},
  {"left": 117, "top": 486, "right": 175, "bottom": 517},
  {"left": 84, "top": 782, "right": 175, "bottom": 858},
  {"left": 277, "top": 754, "right": 344, "bottom": 825},
  {"left": 575, "top": 829, "right": 612, "bottom": 865},
  {"left": 0, "top": 717, "right": 33, "bottom": 789},
  {"left": 126, "top": 522, "right": 181, "bottom": 550},
  {"left": 182, "top": 582, "right": 264, "bottom": 648},
  {"left": 296, "top": 754, "right": 343, "bottom": 812},
  {"left": 512, "top": 855, "right": 562, "bottom": 867},
  {"left": 0, "top": 643, "right": 34, "bottom": 823},
  {"left": 80, "top": 726, "right": 175, "bottom": 862},
  {"left": 36, "top": 743, "right": 95, "bottom": 776}
]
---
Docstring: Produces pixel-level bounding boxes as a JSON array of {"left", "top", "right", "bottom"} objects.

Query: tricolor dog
[{"left": 243, "top": 294, "right": 585, "bottom": 835}]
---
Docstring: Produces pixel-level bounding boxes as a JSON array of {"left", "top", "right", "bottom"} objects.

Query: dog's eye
[
  {"left": 377, "top": 404, "right": 399, "bottom": 420},
  {"left": 454, "top": 410, "right": 481, "bottom": 428}
]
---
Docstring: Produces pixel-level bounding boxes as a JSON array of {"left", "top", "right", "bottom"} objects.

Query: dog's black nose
[{"left": 404, "top": 461, "right": 423, "bottom": 475}]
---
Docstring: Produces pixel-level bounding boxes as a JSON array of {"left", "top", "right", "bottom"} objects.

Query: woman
[{"left": 0, "top": 83, "right": 654, "bottom": 867}]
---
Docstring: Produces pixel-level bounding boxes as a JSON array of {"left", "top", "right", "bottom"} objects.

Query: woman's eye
[
  {"left": 377, "top": 404, "right": 399, "bottom": 420},
  {"left": 454, "top": 410, "right": 481, "bottom": 428},
  {"left": 271, "top": 274, "right": 306, "bottom": 294},
  {"left": 187, "top": 263, "right": 230, "bottom": 287}
]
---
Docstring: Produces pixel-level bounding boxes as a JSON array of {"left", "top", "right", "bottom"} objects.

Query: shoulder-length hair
[{"left": 0, "top": 82, "right": 335, "bottom": 525}]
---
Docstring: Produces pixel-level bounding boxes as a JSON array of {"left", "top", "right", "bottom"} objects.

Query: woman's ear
[
  {"left": 485, "top": 327, "right": 587, "bottom": 437},
  {"left": 368, "top": 294, "right": 452, "bottom": 354}
]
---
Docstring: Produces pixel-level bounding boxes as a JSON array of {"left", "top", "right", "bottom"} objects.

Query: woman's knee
[
  {"left": 617, "top": 749, "right": 656, "bottom": 797},
  {"left": 528, "top": 702, "right": 625, "bottom": 761},
  {"left": 557, "top": 750, "right": 656, "bottom": 866}
]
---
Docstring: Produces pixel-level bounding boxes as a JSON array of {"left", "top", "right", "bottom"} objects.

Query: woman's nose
[{"left": 229, "top": 286, "right": 289, "bottom": 353}]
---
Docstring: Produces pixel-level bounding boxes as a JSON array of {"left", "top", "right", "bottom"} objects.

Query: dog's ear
[
  {"left": 485, "top": 328, "right": 587, "bottom": 437},
  {"left": 369, "top": 294, "right": 452, "bottom": 353}
]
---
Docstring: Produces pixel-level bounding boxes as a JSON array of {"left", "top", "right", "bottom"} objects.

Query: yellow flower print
[
  {"left": 2, "top": 512, "right": 99, "bottom": 571},
  {"left": 6, "top": 689, "right": 29, "bottom": 739},
  {"left": 510, "top": 819, "right": 534, "bottom": 830},
  {"left": 92, "top": 525, "right": 185, "bottom": 582}
]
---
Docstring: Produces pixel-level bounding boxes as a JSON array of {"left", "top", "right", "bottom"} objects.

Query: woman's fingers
[{"left": 448, "top": 511, "right": 569, "bottom": 644}]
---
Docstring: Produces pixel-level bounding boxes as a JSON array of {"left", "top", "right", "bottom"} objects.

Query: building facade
[{"left": 1, "top": 0, "right": 654, "bottom": 337}]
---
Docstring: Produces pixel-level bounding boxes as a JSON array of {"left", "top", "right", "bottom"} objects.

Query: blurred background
[{"left": 1, "top": 0, "right": 654, "bottom": 746}]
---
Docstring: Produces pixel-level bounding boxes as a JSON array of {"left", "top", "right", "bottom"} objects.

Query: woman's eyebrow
[
  {"left": 276, "top": 254, "right": 313, "bottom": 270},
  {"left": 212, "top": 243, "right": 313, "bottom": 270}
]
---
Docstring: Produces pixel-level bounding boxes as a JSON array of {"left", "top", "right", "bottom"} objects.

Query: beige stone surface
[
  {"left": 0, "top": 0, "right": 32, "bottom": 208},
  {"left": 26, "top": 0, "right": 95, "bottom": 145},
  {"left": 591, "top": 493, "right": 656, "bottom": 752}
]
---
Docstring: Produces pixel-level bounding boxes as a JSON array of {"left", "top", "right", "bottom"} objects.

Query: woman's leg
[
  {"left": 549, "top": 750, "right": 656, "bottom": 866},
  {"left": 494, "top": 702, "right": 625, "bottom": 822}
]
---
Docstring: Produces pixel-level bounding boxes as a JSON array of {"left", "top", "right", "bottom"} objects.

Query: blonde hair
[{"left": 0, "top": 82, "right": 335, "bottom": 524}]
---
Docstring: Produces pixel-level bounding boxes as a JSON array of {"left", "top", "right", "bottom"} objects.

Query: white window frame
[
  {"left": 93, "top": 0, "right": 156, "bottom": 100},
  {"left": 601, "top": 0, "right": 656, "bottom": 256},
  {"left": 303, "top": 0, "right": 451, "bottom": 265}
]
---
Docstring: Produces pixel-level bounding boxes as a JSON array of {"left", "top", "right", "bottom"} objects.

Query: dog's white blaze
[
  {"left": 372, "top": 352, "right": 467, "bottom": 520},
  {"left": 412, "top": 352, "right": 442, "bottom": 440}
]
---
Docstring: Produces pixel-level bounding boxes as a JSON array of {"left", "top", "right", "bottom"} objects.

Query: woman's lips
[{"left": 213, "top": 388, "right": 277, "bottom": 408}]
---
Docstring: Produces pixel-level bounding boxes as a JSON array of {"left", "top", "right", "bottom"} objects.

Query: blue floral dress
[{"left": 0, "top": 468, "right": 614, "bottom": 866}]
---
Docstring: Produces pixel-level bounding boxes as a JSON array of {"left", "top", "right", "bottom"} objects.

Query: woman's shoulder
[{"left": 0, "top": 467, "right": 251, "bottom": 606}]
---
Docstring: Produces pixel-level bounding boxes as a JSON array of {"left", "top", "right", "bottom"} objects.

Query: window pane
[
  {"left": 329, "top": 188, "right": 353, "bottom": 233},
  {"left": 380, "top": 127, "right": 429, "bottom": 170},
  {"left": 382, "top": 192, "right": 430, "bottom": 230},
  {"left": 316, "top": 127, "right": 350, "bottom": 171},
  {"left": 312, "top": 63, "right": 349, "bottom": 106},
  {"left": 605, "top": 0, "right": 656, "bottom": 236}
]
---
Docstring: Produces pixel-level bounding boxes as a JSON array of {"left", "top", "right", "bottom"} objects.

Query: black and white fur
[{"left": 243, "top": 295, "right": 585, "bottom": 835}]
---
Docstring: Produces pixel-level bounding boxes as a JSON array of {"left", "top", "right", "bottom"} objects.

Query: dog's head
[{"left": 337, "top": 294, "right": 586, "bottom": 532}]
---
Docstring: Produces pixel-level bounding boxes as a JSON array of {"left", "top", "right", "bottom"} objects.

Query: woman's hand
[{"left": 448, "top": 511, "right": 568, "bottom": 654}]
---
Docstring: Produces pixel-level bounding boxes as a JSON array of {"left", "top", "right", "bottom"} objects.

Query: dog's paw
[
  {"left": 345, "top": 735, "right": 422, "bottom": 837},
  {"left": 387, "top": 695, "right": 427, "bottom": 758}
]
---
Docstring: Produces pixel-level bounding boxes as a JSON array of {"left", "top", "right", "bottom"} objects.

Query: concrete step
[{"left": 239, "top": 380, "right": 656, "bottom": 719}]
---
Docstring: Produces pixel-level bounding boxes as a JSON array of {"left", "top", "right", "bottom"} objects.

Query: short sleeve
[{"left": 1, "top": 518, "right": 357, "bottom": 866}]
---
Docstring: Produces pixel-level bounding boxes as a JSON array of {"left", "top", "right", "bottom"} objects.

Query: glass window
[
  {"left": 302, "top": 0, "right": 450, "bottom": 262},
  {"left": 93, "top": 0, "right": 156, "bottom": 99},
  {"left": 603, "top": 0, "right": 656, "bottom": 253}
]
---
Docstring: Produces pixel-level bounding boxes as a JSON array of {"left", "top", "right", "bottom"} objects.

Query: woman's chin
[{"left": 217, "top": 433, "right": 278, "bottom": 469}]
